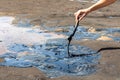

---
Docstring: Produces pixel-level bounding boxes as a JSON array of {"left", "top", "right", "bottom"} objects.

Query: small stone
[
  {"left": 55, "top": 28, "right": 64, "bottom": 32},
  {"left": 97, "top": 36, "right": 113, "bottom": 41},
  {"left": 88, "top": 27, "right": 96, "bottom": 33},
  {"left": 32, "top": 25, "right": 40, "bottom": 29}
]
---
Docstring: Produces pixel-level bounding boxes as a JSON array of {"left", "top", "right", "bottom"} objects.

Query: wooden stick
[{"left": 67, "top": 20, "right": 79, "bottom": 57}]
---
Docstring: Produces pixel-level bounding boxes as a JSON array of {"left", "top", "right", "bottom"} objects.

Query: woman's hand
[
  {"left": 74, "top": 8, "right": 90, "bottom": 22},
  {"left": 74, "top": 0, "right": 116, "bottom": 23}
]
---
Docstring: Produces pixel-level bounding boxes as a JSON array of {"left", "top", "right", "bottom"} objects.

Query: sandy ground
[
  {"left": 0, "top": 0, "right": 120, "bottom": 80},
  {"left": 0, "top": 0, "right": 120, "bottom": 28}
]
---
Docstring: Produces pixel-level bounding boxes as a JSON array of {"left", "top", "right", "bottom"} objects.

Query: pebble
[
  {"left": 88, "top": 27, "right": 96, "bottom": 33},
  {"left": 97, "top": 36, "right": 113, "bottom": 41}
]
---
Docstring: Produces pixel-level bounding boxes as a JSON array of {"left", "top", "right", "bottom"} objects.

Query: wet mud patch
[
  {"left": 0, "top": 42, "right": 100, "bottom": 78},
  {"left": 0, "top": 16, "right": 120, "bottom": 78}
]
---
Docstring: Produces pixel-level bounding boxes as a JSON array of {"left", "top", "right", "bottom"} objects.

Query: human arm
[{"left": 74, "top": 0, "right": 117, "bottom": 22}]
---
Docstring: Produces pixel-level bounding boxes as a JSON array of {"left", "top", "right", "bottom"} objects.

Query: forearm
[
  {"left": 74, "top": 0, "right": 117, "bottom": 21},
  {"left": 88, "top": 0, "right": 116, "bottom": 12}
]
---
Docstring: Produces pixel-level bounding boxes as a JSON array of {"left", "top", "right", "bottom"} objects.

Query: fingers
[
  {"left": 74, "top": 10, "right": 87, "bottom": 22},
  {"left": 79, "top": 13, "right": 86, "bottom": 21},
  {"left": 74, "top": 12, "right": 79, "bottom": 22}
]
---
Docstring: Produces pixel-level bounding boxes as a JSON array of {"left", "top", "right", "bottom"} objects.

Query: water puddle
[
  {"left": 0, "top": 16, "right": 120, "bottom": 78},
  {"left": 0, "top": 42, "right": 100, "bottom": 78}
]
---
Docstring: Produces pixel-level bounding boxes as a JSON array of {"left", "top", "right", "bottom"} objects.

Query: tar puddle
[{"left": 0, "top": 16, "right": 120, "bottom": 78}]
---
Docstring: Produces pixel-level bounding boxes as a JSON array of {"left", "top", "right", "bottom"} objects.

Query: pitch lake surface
[{"left": 0, "top": 16, "right": 120, "bottom": 78}]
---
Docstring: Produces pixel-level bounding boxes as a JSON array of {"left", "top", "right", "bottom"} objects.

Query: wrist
[
  {"left": 84, "top": 8, "right": 92, "bottom": 14},
  {"left": 87, "top": 7, "right": 93, "bottom": 13}
]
